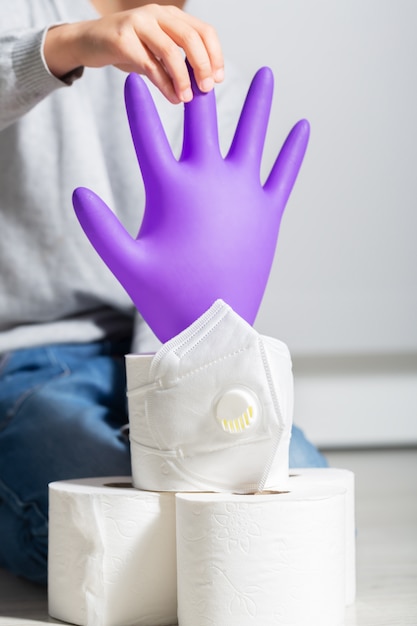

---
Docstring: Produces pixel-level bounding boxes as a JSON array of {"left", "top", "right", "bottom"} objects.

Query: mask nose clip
[{"left": 215, "top": 387, "right": 260, "bottom": 434}]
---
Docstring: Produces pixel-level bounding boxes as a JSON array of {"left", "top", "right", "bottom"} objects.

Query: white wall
[{"left": 187, "top": 0, "right": 417, "bottom": 447}]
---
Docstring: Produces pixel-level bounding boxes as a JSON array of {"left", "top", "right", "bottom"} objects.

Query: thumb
[{"left": 73, "top": 187, "right": 139, "bottom": 287}]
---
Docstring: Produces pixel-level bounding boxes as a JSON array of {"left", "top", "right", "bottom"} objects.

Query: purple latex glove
[{"left": 73, "top": 66, "right": 309, "bottom": 343}]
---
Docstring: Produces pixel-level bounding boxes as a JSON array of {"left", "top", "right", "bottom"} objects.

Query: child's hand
[
  {"left": 44, "top": 4, "right": 224, "bottom": 103},
  {"left": 73, "top": 66, "right": 310, "bottom": 343}
]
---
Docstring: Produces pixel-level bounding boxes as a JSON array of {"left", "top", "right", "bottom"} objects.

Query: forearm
[{"left": 42, "top": 23, "right": 84, "bottom": 80}]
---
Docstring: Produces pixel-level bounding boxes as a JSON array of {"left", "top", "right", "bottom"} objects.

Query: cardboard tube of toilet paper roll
[
  {"left": 290, "top": 467, "right": 356, "bottom": 605},
  {"left": 176, "top": 485, "right": 346, "bottom": 626},
  {"left": 48, "top": 477, "right": 177, "bottom": 626}
]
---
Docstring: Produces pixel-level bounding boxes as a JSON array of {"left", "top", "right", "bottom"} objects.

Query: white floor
[{"left": 0, "top": 447, "right": 416, "bottom": 626}]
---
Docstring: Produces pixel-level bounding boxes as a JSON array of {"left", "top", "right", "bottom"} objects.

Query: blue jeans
[{"left": 0, "top": 341, "right": 327, "bottom": 585}]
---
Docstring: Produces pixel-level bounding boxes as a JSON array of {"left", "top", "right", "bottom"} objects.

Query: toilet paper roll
[
  {"left": 290, "top": 467, "right": 356, "bottom": 605},
  {"left": 48, "top": 477, "right": 177, "bottom": 626},
  {"left": 176, "top": 486, "right": 346, "bottom": 626}
]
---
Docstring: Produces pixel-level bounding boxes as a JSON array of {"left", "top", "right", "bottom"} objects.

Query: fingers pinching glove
[{"left": 73, "top": 66, "right": 310, "bottom": 343}]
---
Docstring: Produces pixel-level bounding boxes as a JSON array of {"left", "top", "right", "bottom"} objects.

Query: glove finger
[
  {"left": 180, "top": 59, "right": 220, "bottom": 162},
  {"left": 226, "top": 66, "right": 274, "bottom": 170},
  {"left": 73, "top": 187, "right": 139, "bottom": 289},
  {"left": 264, "top": 119, "right": 310, "bottom": 210},
  {"left": 125, "top": 73, "right": 175, "bottom": 184}
]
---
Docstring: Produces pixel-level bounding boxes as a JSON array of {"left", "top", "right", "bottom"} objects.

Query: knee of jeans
[
  {"left": 0, "top": 485, "right": 48, "bottom": 585},
  {"left": 289, "top": 424, "right": 328, "bottom": 468}
]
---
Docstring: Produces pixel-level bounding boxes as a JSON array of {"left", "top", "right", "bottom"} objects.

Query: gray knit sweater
[{"left": 0, "top": 0, "right": 245, "bottom": 353}]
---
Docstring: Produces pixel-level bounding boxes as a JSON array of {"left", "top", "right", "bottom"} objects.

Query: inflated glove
[{"left": 73, "top": 66, "right": 309, "bottom": 343}]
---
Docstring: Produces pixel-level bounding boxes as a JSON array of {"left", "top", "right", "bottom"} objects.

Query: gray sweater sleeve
[{"left": 0, "top": 26, "right": 82, "bottom": 131}]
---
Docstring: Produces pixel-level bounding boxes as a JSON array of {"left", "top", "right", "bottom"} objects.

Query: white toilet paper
[
  {"left": 48, "top": 477, "right": 177, "bottom": 626},
  {"left": 290, "top": 467, "right": 356, "bottom": 605},
  {"left": 176, "top": 485, "right": 346, "bottom": 626}
]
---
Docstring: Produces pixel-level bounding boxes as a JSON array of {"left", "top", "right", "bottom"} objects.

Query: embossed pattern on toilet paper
[
  {"left": 176, "top": 488, "right": 346, "bottom": 626},
  {"left": 48, "top": 478, "right": 177, "bottom": 626}
]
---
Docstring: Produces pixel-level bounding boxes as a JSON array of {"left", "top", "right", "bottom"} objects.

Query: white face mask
[{"left": 126, "top": 300, "right": 293, "bottom": 493}]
